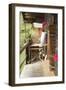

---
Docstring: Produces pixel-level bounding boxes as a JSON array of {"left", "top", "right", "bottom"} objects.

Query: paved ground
[{"left": 20, "top": 60, "right": 55, "bottom": 78}]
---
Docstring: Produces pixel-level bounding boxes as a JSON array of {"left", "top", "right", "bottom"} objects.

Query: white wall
[{"left": 0, "top": 0, "right": 66, "bottom": 90}]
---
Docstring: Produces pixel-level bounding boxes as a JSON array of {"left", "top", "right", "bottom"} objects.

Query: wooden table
[{"left": 29, "top": 43, "right": 47, "bottom": 63}]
